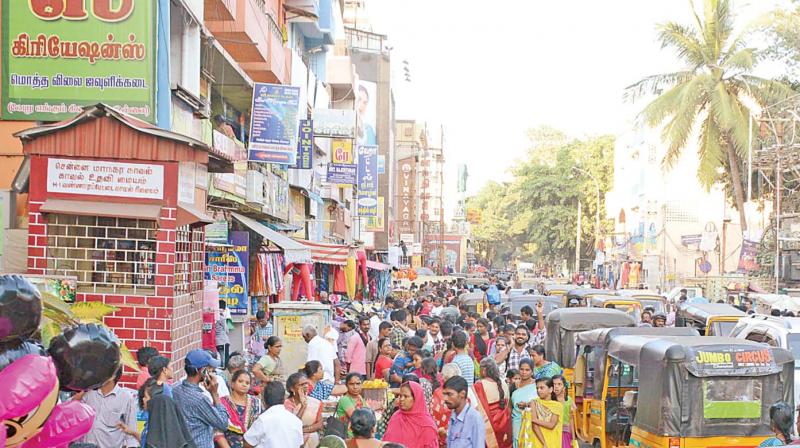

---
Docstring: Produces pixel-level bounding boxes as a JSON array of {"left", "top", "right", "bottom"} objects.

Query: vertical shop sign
[
  {"left": 248, "top": 83, "right": 300, "bottom": 165},
  {"left": 357, "top": 145, "right": 378, "bottom": 216},
  {"left": 366, "top": 196, "right": 385, "bottom": 231},
  {"left": 2, "top": 0, "right": 157, "bottom": 122},
  {"left": 295, "top": 119, "right": 313, "bottom": 169},
  {"left": 205, "top": 231, "right": 249, "bottom": 315}
]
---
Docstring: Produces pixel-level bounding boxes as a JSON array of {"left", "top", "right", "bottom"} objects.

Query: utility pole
[
  {"left": 775, "top": 156, "right": 782, "bottom": 293},
  {"left": 575, "top": 200, "right": 582, "bottom": 275}
]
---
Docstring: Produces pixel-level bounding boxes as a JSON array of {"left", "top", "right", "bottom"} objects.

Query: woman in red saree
[
  {"left": 470, "top": 357, "right": 512, "bottom": 448},
  {"left": 382, "top": 381, "right": 439, "bottom": 448}
]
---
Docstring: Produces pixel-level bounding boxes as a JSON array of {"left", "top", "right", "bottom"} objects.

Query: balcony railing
[{"left": 345, "top": 27, "right": 387, "bottom": 53}]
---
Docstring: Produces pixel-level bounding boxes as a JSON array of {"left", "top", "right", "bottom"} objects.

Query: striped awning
[{"left": 296, "top": 239, "right": 351, "bottom": 265}]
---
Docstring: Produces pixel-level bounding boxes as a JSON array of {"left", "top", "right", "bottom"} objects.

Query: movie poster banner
[
  {"left": 357, "top": 145, "right": 378, "bottom": 216},
  {"left": 2, "top": 0, "right": 157, "bottom": 122},
  {"left": 295, "top": 119, "right": 313, "bottom": 169},
  {"left": 248, "top": 83, "right": 300, "bottom": 165},
  {"left": 737, "top": 239, "right": 759, "bottom": 273}
]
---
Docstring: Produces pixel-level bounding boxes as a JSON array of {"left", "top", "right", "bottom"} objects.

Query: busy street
[{"left": 3, "top": 0, "right": 800, "bottom": 447}]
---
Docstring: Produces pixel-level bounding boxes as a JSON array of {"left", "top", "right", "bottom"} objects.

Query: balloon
[
  {"left": 0, "top": 355, "right": 57, "bottom": 420},
  {"left": 48, "top": 324, "right": 121, "bottom": 391},
  {"left": 0, "top": 275, "right": 42, "bottom": 342},
  {"left": 299, "top": 264, "right": 313, "bottom": 300},
  {"left": 345, "top": 257, "right": 356, "bottom": 299},
  {"left": 0, "top": 340, "right": 44, "bottom": 372},
  {"left": 19, "top": 401, "right": 95, "bottom": 448},
  {"left": 356, "top": 250, "right": 368, "bottom": 297}
]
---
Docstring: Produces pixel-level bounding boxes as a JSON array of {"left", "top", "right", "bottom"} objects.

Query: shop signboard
[
  {"left": 312, "top": 109, "right": 356, "bottom": 138},
  {"left": 205, "top": 231, "right": 249, "bottom": 315},
  {"left": 377, "top": 155, "right": 385, "bottom": 174},
  {"left": 737, "top": 240, "right": 759, "bottom": 273},
  {"left": 178, "top": 162, "right": 196, "bottom": 204},
  {"left": 248, "top": 83, "right": 300, "bottom": 165},
  {"left": 46, "top": 158, "right": 164, "bottom": 199},
  {"left": 2, "top": 0, "right": 157, "bottom": 122},
  {"left": 366, "top": 196, "right": 385, "bottom": 231},
  {"left": 331, "top": 139, "right": 354, "bottom": 164},
  {"left": 326, "top": 163, "right": 357, "bottom": 185},
  {"left": 205, "top": 220, "right": 229, "bottom": 245},
  {"left": 396, "top": 157, "right": 416, "bottom": 234},
  {"left": 357, "top": 145, "right": 378, "bottom": 216},
  {"left": 294, "top": 119, "right": 313, "bottom": 169}
]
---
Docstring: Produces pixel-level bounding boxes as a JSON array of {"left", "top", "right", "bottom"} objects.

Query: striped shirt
[
  {"left": 172, "top": 380, "right": 228, "bottom": 448},
  {"left": 452, "top": 353, "right": 475, "bottom": 386}
]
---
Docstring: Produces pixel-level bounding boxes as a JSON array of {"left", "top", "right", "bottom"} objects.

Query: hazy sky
[{"left": 365, "top": 0, "right": 789, "bottom": 214}]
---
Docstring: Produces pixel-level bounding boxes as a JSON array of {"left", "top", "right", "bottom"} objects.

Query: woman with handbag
[
  {"left": 285, "top": 372, "right": 324, "bottom": 448},
  {"left": 217, "top": 370, "right": 261, "bottom": 448}
]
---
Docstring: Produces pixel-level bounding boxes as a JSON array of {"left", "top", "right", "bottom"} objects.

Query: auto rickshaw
[
  {"left": 591, "top": 336, "right": 793, "bottom": 448},
  {"left": 676, "top": 302, "right": 745, "bottom": 336},
  {"left": 573, "top": 327, "right": 699, "bottom": 444},
  {"left": 544, "top": 308, "right": 636, "bottom": 396},
  {"left": 542, "top": 283, "right": 576, "bottom": 301},
  {"left": 617, "top": 290, "right": 667, "bottom": 314},
  {"left": 460, "top": 291, "right": 487, "bottom": 314},
  {"left": 588, "top": 295, "right": 642, "bottom": 322},
  {"left": 566, "top": 288, "right": 615, "bottom": 307},
  {"left": 506, "top": 295, "right": 562, "bottom": 320}
]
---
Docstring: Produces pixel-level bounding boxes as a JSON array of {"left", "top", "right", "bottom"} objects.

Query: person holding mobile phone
[
  {"left": 172, "top": 349, "right": 229, "bottom": 448},
  {"left": 75, "top": 367, "right": 140, "bottom": 448}
]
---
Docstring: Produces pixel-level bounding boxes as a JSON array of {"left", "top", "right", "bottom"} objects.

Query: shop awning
[
  {"left": 40, "top": 199, "right": 161, "bottom": 220},
  {"left": 366, "top": 260, "right": 390, "bottom": 271},
  {"left": 296, "top": 239, "right": 351, "bottom": 265},
  {"left": 177, "top": 202, "right": 214, "bottom": 228},
  {"left": 232, "top": 212, "right": 311, "bottom": 264}
]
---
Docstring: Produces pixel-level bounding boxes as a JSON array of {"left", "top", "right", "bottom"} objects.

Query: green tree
[
  {"left": 468, "top": 133, "right": 614, "bottom": 268},
  {"left": 625, "top": 0, "right": 793, "bottom": 234}
]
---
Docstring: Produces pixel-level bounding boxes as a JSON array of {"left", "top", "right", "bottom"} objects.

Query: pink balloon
[
  {"left": 0, "top": 355, "right": 57, "bottom": 420},
  {"left": 19, "top": 401, "right": 95, "bottom": 448}
]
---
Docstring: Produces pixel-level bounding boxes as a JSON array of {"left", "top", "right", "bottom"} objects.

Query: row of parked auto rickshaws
[{"left": 543, "top": 307, "right": 794, "bottom": 448}]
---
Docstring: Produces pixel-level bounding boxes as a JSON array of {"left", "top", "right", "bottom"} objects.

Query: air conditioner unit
[{"left": 246, "top": 170, "right": 265, "bottom": 205}]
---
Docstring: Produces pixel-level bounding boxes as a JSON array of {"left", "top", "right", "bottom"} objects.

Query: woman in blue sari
[{"left": 511, "top": 359, "right": 537, "bottom": 448}]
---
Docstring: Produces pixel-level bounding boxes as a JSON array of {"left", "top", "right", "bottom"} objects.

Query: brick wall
[{"left": 28, "top": 202, "right": 207, "bottom": 385}]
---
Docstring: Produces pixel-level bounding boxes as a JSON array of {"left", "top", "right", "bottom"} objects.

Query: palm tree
[{"left": 625, "top": 0, "right": 794, "bottom": 233}]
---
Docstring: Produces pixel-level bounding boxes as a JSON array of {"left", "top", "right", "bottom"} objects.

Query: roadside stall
[{"left": 271, "top": 301, "right": 332, "bottom": 374}]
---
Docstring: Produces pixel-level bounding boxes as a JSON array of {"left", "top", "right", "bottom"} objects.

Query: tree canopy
[{"left": 467, "top": 128, "right": 614, "bottom": 268}]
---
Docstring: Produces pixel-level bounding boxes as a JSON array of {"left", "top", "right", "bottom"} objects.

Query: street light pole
[{"left": 573, "top": 167, "right": 601, "bottom": 248}]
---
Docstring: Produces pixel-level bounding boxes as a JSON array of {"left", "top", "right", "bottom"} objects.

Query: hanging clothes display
[
  {"left": 629, "top": 262, "right": 641, "bottom": 288},
  {"left": 620, "top": 262, "right": 631, "bottom": 289},
  {"left": 250, "top": 252, "right": 285, "bottom": 297}
]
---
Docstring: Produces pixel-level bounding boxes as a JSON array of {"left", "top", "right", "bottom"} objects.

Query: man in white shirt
[
  {"left": 244, "top": 382, "right": 303, "bottom": 448},
  {"left": 303, "top": 325, "right": 341, "bottom": 383}
]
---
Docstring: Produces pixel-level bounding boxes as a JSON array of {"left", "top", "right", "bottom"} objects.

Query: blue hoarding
[
  {"left": 357, "top": 145, "right": 378, "bottom": 216},
  {"left": 326, "top": 163, "right": 357, "bottom": 185},
  {"left": 248, "top": 83, "right": 300, "bottom": 165},
  {"left": 205, "top": 231, "right": 249, "bottom": 315},
  {"left": 295, "top": 119, "right": 313, "bottom": 169}
]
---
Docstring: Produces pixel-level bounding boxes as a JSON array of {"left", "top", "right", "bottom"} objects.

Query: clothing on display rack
[{"left": 250, "top": 252, "right": 286, "bottom": 296}]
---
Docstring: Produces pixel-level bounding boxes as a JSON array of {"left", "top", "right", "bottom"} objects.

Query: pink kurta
[{"left": 346, "top": 332, "right": 368, "bottom": 375}]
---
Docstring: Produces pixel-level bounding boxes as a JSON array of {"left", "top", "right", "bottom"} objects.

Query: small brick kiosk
[{"left": 17, "top": 104, "right": 229, "bottom": 378}]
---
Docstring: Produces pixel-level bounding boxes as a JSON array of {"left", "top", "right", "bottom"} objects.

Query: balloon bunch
[{"left": 0, "top": 275, "right": 122, "bottom": 447}]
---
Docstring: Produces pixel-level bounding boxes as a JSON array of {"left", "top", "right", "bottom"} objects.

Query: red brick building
[{"left": 17, "top": 104, "right": 230, "bottom": 379}]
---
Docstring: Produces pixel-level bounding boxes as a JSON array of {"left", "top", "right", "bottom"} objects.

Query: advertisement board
[
  {"left": 248, "top": 83, "right": 300, "bottom": 165},
  {"left": 47, "top": 158, "right": 164, "bottom": 199},
  {"left": 331, "top": 139, "right": 354, "bottom": 164},
  {"left": 357, "top": 145, "right": 378, "bottom": 216},
  {"left": 295, "top": 119, "right": 313, "bottom": 169},
  {"left": 356, "top": 81, "right": 377, "bottom": 146},
  {"left": 326, "top": 163, "right": 357, "bottom": 185},
  {"left": 396, "top": 157, "right": 416, "bottom": 234},
  {"left": 312, "top": 109, "right": 356, "bottom": 138},
  {"left": 205, "top": 231, "right": 249, "bottom": 315},
  {"left": 365, "top": 196, "right": 385, "bottom": 231},
  {"left": 2, "top": 0, "right": 157, "bottom": 122}
]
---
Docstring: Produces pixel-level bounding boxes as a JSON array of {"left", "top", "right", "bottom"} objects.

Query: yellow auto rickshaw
[
  {"left": 460, "top": 291, "right": 487, "bottom": 314},
  {"left": 542, "top": 283, "right": 575, "bottom": 301},
  {"left": 565, "top": 288, "right": 615, "bottom": 307},
  {"left": 590, "top": 336, "right": 794, "bottom": 448},
  {"left": 544, "top": 308, "right": 636, "bottom": 397},
  {"left": 589, "top": 295, "right": 642, "bottom": 322},
  {"left": 676, "top": 302, "right": 745, "bottom": 336},
  {"left": 617, "top": 290, "right": 668, "bottom": 314},
  {"left": 573, "top": 327, "right": 699, "bottom": 444}
]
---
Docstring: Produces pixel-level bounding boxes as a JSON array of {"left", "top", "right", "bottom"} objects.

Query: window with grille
[
  {"left": 665, "top": 201, "right": 699, "bottom": 223},
  {"left": 175, "top": 225, "right": 204, "bottom": 295},
  {"left": 45, "top": 214, "right": 156, "bottom": 295}
]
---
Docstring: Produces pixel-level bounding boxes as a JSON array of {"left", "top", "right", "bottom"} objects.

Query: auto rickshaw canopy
[
  {"left": 605, "top": 336, "right": 794, "bottom": 438},
  {"left": 545, "top": 308, "right": 636, "bottom": 367}
]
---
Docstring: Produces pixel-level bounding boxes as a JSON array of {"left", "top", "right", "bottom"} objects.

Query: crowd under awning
[{"left": 232, "top": 212, "right": 312, "bottom": 264}]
